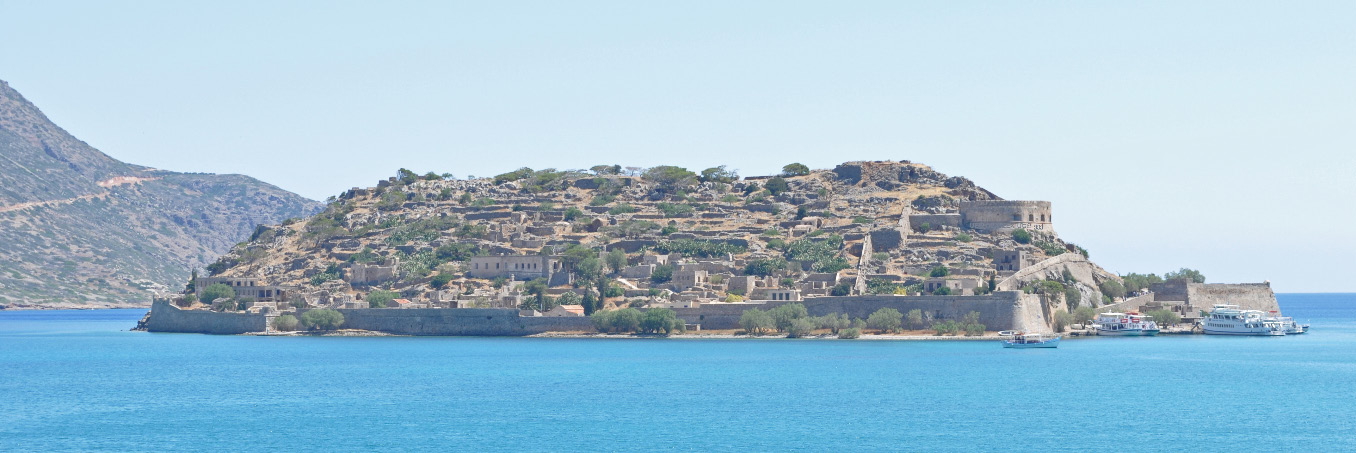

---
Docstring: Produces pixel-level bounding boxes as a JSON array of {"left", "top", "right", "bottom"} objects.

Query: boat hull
[
  {"left": 1095, "top": 328, "right": 1159, "bottom": 336},
  {"left": 1002, "top": 337, "right": 1060, "bottom": 348},
  {"left": 1202, "top": 328, "right": 1286, "bottom": 336}
]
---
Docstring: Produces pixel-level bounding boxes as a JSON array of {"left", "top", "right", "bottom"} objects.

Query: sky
[{"left": 1, "top": 1, "right": 1353, "bottom": 292}]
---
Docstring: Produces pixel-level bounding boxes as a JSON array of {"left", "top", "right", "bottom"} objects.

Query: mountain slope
[{"left": 0, "top": 80, "right": 323, "bottom": 308}]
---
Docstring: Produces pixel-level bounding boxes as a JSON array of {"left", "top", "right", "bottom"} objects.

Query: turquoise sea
[{"left": 2, "top": 293, "right": 1354, "bottom": 452}]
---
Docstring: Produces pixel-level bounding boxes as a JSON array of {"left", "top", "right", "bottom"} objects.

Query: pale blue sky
[{"left": 1, "top": 1, "right": 1352, "bottom": 292}]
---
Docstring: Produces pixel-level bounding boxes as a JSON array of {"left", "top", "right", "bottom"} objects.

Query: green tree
[
  {"left": 273, "top": 314, "right": 300, "bottom": 331},
  {"left": 575, "top": 256, "right": 604, "bottom": 280},
  {"left": 1121, "top": 273, "right": 1163, "bottom": 294},
  {"left": 1064, "top": 286, "right": 1082, "bottom": 310},
  {"left": 763, "top": 177, "right": 790, "bottom": 196},
  {"left": 1165, "top": 268, "right": 1206, "bottom": 283},
  {"left": 608, "top": 308, "right": 643, "bottom": 332},
  {"left": 523, "top": 278, "right": 549, "bottom": 311},
  {"left": 932, "top": 286, "right": 952, "bottom": 296},
  {"left": 929, "top": 266, "right": 950, "bottom": 277},
  {"left": 606, "top": 249, "right": 628, "bottom": 274},
  {"left": 1053, "top": 310, "right": 1073, "bottom": 333},
  {"left": 1099, "top": 280, "right": 1127, "bottom": 300},
  {"left": 781, "top": 163, "right": 810, "bottom": 177},
  {"left": 582, "top": 291, "right": 599, "bottom": 316},
  {"left": 786, "top": 318, "right": 817, "bottom": 338},
  {"left": 740, "top": 309, "right": 775, "bottom": 335},
  {"left": 200, "top": 283, "right": 235, "bottom": 304},
  {"left": 557, "top": 291, "right": 582, "bottom": 307},
  {"left": 699, "top": 165, "right": 737, "bottom": 183},
  {"left": 906, "top": 309, "right": 924, "bottom": 329},
  {"left": 214, "top": 299, "right": 238, "bottom": 312},
  {"left": 830, "top": 282, "right": 853, "bottom": 296},
  {"left": 1145, "top": 309, "right": 1182, "bottom": 326},
  {"left": 366, "top": 290, "right": 398, "bottom": 308},
  {"left": 769, "top": 303, "right": 809, "bottom": 332},
  {"left": 430, "top": 273, "right": 455, "bottom": 289},
  {"left": 744, "top": 258, "right": 786, "bottom": 277},
  {"left": 866, "top": 308, "right": 904, "bottom": 333},
  {"left": 650, "top": 264, "right": 674, "bottom": 284},
  {"left": 300, "top": 309, "right": 345, "bottom": 330},
  {"left": 1073, "top": 306, "right": 1097, "bottom": 325},
  {"left": 642, "top": 166, "right": 698, "bottom": 193},
  {"left": 640, "top": 308, "right": 683, "bottom": 334},
  {"left": 1011, "top": 228, "right": 1032, "bottom": 244},
  {"left": 838, "top": 327, "right": 861, "bottom": 339}
]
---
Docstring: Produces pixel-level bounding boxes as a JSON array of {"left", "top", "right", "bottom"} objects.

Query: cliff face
[{"left": 0, "top": 80, "right": 323, "bottom": 308}]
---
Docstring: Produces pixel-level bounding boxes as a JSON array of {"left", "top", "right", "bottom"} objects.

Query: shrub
[
  {"left": 650, "top": 265, "right": 674, "bottom": 284},
  {"left": 1073, "top": 306, "right": 1097, "bottom": 325},
  {"left": 366, "top": 290, "right": 399, "bottom": 308},
  {"left": 1035, "top": 241, "right": 1066, "bottom": 256},
  {"left": 852, "top": 216, "right": 872, "bottom": 224},
  {"left": 719, "top": 194, "right": 740, "bottom": 203},
  {"left": 838, "top": 327, "right": 861, "bottom": 339},
  {"left": 640, "top": 308, "right": 684, "bottom": 335},
  {"left": 769, "top": 303, "right": 809, "bottom": 332},
  {"left": 1011, "top": 229, "right": 1032, "bottom": 244},
  {"left": 816, "top": 313, "right": 851, "bottom": 334},
  {"left": 1052, "top": 310, "right": 1073, "bottom": 333},
  {"left": 430, "top": 273, "right": 455, "bottom": 289},
  {"left": 830, "top": 282, "right": 853, "bottom": 296},
  {"left": 1064, "top": 286, "right": 1082, "bottom": 309},
  {"left": 781, "top": 163, "right": 810, "bottom": 177},
  {"left": 867, "top": 308, "right": 904, "bottom": 333},
  {"left": 739, "top": 309, "right": 775, "bottom": 335},
  {"left": 200, "top": 283, "right": 235, "bottom": 304},
  {"left": 744, "top": 258, "right": 787, "bottom": 277},
  {"left": 786, "top": 318, "right": 817, "bottom": 338},
  {"left": 931, "top": 320, "right": 960, "bottom": 336},
  {"left": 916, "top": 222, "right": 931, "bottom": 233},
  {"left": 1165, "top": 268, "right": 1207, "bottom": 284},
  {"left": 274, "top": 314, "right": 300, "bottom": 331},
  {"left": 955, "top": 232, "right": 973, "bottom": 242},
  {"left": 763, "top": 177, "right": 790, "bottom": 196},
  {"left": 964, "top": 322, "right": 985, "bottom": 336},
  {"left": 657, "top": 202, "right": 695, "bottom": 218},
  {"left": 1099, "top": 280, "right": 1126, "bottom": 300},
  {"left": 642, "top": 166, "right": 698, "bottom": 193},
  {"left": 608, "top": 203, "right": 637, "bottom": 215},
  {"left": 650, "top": 239, "right": 747, "bottom": 258},
  {"left": 300, "top": 309, "right": 345, "bottom": 330},
  {"left": 906, "top": 309, "right": 924, "bottom": 329},
  {"left": 932, "top": 286, "right": 952, "bottom": 296},
  {"left": 592, "top": 308, "right": 643, "bottom": 333},
  {"left": 929, "top": 266, "right": 950, "bottom": 278}
]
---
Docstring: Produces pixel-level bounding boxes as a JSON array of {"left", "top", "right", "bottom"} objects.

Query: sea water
[{"left": 1, "top": 294, "right": 1353, "bottom": 452}]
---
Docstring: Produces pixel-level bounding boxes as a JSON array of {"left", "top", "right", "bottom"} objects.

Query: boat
[
  {"left": 1093, "top": 312, "right": 1160, "bottom": 336},
  {"left": 1265, "top": 311, "right": 1308, "bottom": 335},
  {"left": 1001, "top": 332, "right": 1060, "bottom": 348},
  {"left": 1201, "top": 304, "right": 1285, "bottom": 336}
]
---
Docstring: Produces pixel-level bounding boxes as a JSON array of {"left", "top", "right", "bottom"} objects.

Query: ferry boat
[
  {"left": 1001, "top": 332, "right": 1060, "bottom": 349},
  {"left": 1093, "top": 312, "right": 1160, "bottom": 336},
  {"left": 1201, "top": 304, "right": 1285, "bottom": 336}
]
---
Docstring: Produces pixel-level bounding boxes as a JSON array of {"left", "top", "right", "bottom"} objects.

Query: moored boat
[
  {"left": 1202, "top": 304, "right": 1285, "bottom": 336},
  {"left": 1265, "top": 312, "right": 1308, "bottom": 335},
  {"left": 1093, "top": 312, "right": 1160, "bottom": 336},
  {"left": 1001, "top": 332, "right": 1060, "bottom": 348}
]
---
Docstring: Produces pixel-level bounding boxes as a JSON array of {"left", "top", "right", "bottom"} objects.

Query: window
[{"left": 1028, "top": 214, "right": 1034, "bottom": 221}]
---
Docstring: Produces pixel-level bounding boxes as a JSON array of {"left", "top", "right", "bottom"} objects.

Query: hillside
[
  {"left": 195, "top": 161, "right": 1122, "bottom": 314},
  {"left": 0, "top": 80, "right": 322, "bottom": 308}
]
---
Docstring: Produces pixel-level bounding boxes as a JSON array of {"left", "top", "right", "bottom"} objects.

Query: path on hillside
[{"left": 0, "top": 176, "right": 158, "bottom": 213}]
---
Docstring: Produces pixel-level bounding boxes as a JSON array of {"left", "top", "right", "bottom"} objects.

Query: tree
[
  {"left": 300, "top": 309, "right": 345, "bottom": 330},
  {"left": 606, "top": 249, "right": 628, "bottom": 274},
  {"left": 523, "top": 278, "right": 549, "bottom": 311},
  {"left": 430, "top": 273, "right": 455, "bottom": 289},
  {"left": 1011, "top": 228, "right": 1032, "bottom": 244},
  {"left": 769, "top": 303, "right": 808, "bottom": 332},
  {"left": 866, "top": 308, "right": 903, "bottom": 333},
  {"left": 699, "top": 165, "right": 737, "bottom": 183},
  {"left": 932, "top": 286, "right": 952, "bottom": 296},
  {"left": 1064, "top": 286, "right": 1082, "bottom": 310},
  {"left": 1121, "top": 273, "right": 1163, "bottom": 294},
  {"left": 786, "top": 318, "right": 817, "bottom": 338},
  {"left": 1145, "top": 309, "right": 1181, "bottom": 327},
  {"left": 200, "top": 283, "right": 235, "bottom": 304},
  {"left": 1053, "top": 310, "right": 1073, "bottom": 333},
  {"left": 906, "top": 309, "right": 924, "bottom": 329},
  {"left": 582, "top": 291, "right": 599, "bottom": 316},
  {"left": 396, "top": 168, "right": 419, "bottom": 184},
  {"left": 1165, "top": 268, "right": 1206, "bottom": 284},
  {"left": 642, "top": 166, "right": 698, "bottom": 193},
  {"left": 557, "top": 291, "right": 582, "bottom": 307},
  {"left": 640, "top": 308, "right": 683, "bottom": 334},
  {"left": 274, "top": 314, "right": 300, "bottom": 331},
  {"left": 763, "top": 177, "right": 790, "bottom": 196},
  {"left": 1099, "top": 280, "right": 1126, "bottom": 300},
  {"left": 1073, "top": 306, "right": 1097, "bottom": 325},
  {"left": 929, "top": 266, "right": 950, "bottom": 278},
  {"left": 591, "top": 164, "right": 620, "bottom": 175},
  {"left": 744, "top": 258, "right": 786, "bottom": 277},
  {"left": 740, "top": 309, "right": 776, "bottom": 335},
  {"left": 830, "top": 282, "right": 852, "bottom": 296},
  {"left": 781, "top": 163, "right": 810, "bottom": 177},
  {"left": 214, "top": 299, "right": 238, "bottom": 312},
  {"left": 366, "top": 290, "right": 398, "bottom": 308},
  {"left": 607, "top": 308, "right": 642, "bottom": 332},
  {"left": 575, "top": 256, "right": 604, "bottom": 280},
  {"left": 650, "top": 264, "right": 674, "bottom": 284},
  {"left": 838, "top": 327, "right": 861, "bottom": 339}
]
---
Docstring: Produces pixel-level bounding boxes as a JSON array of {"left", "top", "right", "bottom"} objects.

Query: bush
[
  {"left": 650, "top": 239, "right": 747, "bottom": 258},
  {"left": 830, "top": 282, "right": 853, "bottom": 296},
  {"left": 916, "top": 222, "right": 931, "bottom": 233},
  {"left": 650, "top": 265, "right": 674, "bottom": 284},
  {"left": 1035, "top": 241, "right": 1067, "bottom": 256},
  {"left": 592, "top": 308, "right": 643, "bottom": 333},
  {"left": 1145, "top": 309, "right": 1181, "bottom": 326},
  {"left": 1011, "top": 228, "right": 1032, "bottom": 244},
  {"left": 739, "top": 309, "right": 775, "bottom": 335},
  {"left": 430, "top": 273, "right": 455, "bottom": 289},
  {"left": 763, "top": 177, "right": 790, "bottom": 196},
  {"left": 1099, "top": 280, "right": 1126, "bottom": 300},
  {"left": 931, "top": 320, "right": 960, "bottom": 336},
  {"left": 964, "top": 322, "right": 986, "bottom": 336},
  {"left": 866, "top": 308, "right": 904, "bottom": 333},
  {"left": 200, "top": 283, "right": 235, "bottom": 304},
  {"left": 932, "top": 286, "right": 952, "bottom": 296},
  {"left": 274, "top": 314, "right": 300, "bottom": 331},
  {"left": 744, "top": 258, "right": 787, "bottom": 277},
  {"left": 1165, "top": 268, "right": 1207, "bottom": 284},
  {"left": 608, "top": 203, "right": 637, "bottom": 215},
  {"left": 906, "top": 309, "right": 924, "bottom": 329},
  {"left": 838, "top": 327, "right": 861, "bottom": 339},
  {"left": 657, "top": 202, "right": 695, "bottom": 218},
  {"left": 640, "top": 308, "right": 684, "bottom": 335},
  {"left": 929, "top": 266, "right": 950, "bottom": 278},
  {"left": 1064, "top": 286, "right": 1082, "bottom": 309},
  {"left": 366, "top": 290, "right": 399, "bottom": 308},
  {"left": 786, "top": 318, "right": 817, "bottom": 338},
  {"left": 1053, "top": 310, "right": 1073, "bottom": 333},
  {"left": 642, "top": 166, "right": 698, "bottom": 193},
  {"left": 955, "top": 232, "right": 972, "bottom": 242},
  {"left": 300, "top": 309, "right": 345, "bottom": 330}
]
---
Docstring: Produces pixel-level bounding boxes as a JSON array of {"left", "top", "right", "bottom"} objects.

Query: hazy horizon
[{"left": 1, "top": 1, "right": 1352, "bottom": 292}]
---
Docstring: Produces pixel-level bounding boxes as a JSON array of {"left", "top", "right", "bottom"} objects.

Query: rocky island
[{"left": 140, "top": 161, "right": 1279, "bottom": 337}]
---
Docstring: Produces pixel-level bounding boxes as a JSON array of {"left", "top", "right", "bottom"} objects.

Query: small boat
[
  {"left": 1202, "top": 304, "right": 1285, "bottom": 336},
  {"left": 1265, "top": 312, "right": 1309, "bottom": 334},
  {"left": 1093, "top": 312, "right": 1161, "bottom": 336},
  {"left": 1002, "top": 332, "right": 1060, "bottom": 348}
]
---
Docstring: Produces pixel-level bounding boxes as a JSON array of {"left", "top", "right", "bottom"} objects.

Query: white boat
[
  {"left": 1002, "top": 332, "right": 1060, "bottom": 348},
  {"left": 1201, "top": 304, "right": 1285, "bottom": 336},
  {"left": 1093, "top": 312, "right": 1160, "bottom": 336},
  {"left": 1264, "top": 311, "right": 1308, "bottom": 335}
]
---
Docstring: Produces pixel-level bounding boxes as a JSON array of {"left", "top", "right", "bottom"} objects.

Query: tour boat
[
  {"left": 1093, "top": 312, "right": 1160, "bottom": 336},
  {"left": 1001, "top": 332, "right": 1060, "bottom": 348},
  {"left": 1265, "top": 312, "right": 1308, "bottom": 335},
  {"left": 1201, "top": 304, "right": 1285, "bottom": 336}
]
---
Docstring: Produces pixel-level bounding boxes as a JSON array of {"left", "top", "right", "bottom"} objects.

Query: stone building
[
  {"left": 958, "top": 200, "right": 1053, "bottom": 233},
  {"left": 924, "top": 277, "right": 982, "bottom": 295},
  {"left": 195, "top": 277, "right": 292, "bottom": 302},
  {"left": 993, "top": 250, "right": 1034, "bottom": 272},
  {"left": 469, "top": 254, "right": 562, "bottom": 280},
  {"left": 349, "top": 258, "right": 399, "bottom": 285}
]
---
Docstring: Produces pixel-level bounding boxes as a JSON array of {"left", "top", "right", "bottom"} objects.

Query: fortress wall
[
  {"left": 958, "top": 200, "right": 1052, "bottom": 233},
  {"left": 907, "top": 214, "right": 962, "bottom": 229},
  {"left": 334, "top": 308, "right": 594, "bottom": 336},
  {"left": 1186, "top": 283, "right": 1279, "bottom": 314},
  {"left": 675, "top": 292, "right": 1052, "bottom": 333},
  {"left": 144, "top": 300, "right": 269, "bottom": 334}
]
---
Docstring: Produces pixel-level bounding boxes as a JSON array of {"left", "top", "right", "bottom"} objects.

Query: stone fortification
[
  {"left": 143, "top": 299, "right": 269, "bottom": 334},
  {"left": 958, "top": 200, "right": 1052, "bottom": 233},
  {"left": 1147, "top": 281, "right": 1279, "bottom": 314},
  {"left": 331, "top": 308, "right": 593, "bottom": 336},
  {"left": 673, "top": 291, "right": 1052, "bottom": 333}
]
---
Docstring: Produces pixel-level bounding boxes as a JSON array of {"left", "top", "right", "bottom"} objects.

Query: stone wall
[
  {"left": 333, "top": 308, "right": 594, "bottom": 336},
  {"left": 143, "top": 299, "right": 269, "bottom": 334},
  {"left": 907, "top": 214, "right": 962, "bottom": 230},
  {"left": 673, "top": 291, "right": 1052, "bottom": 333},
  {"left": 1186, "top": 283, "right": 1279, "bottom": 313},
  {"left": 958, "top": 200, "right": 1053, "bottom": 233}
]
